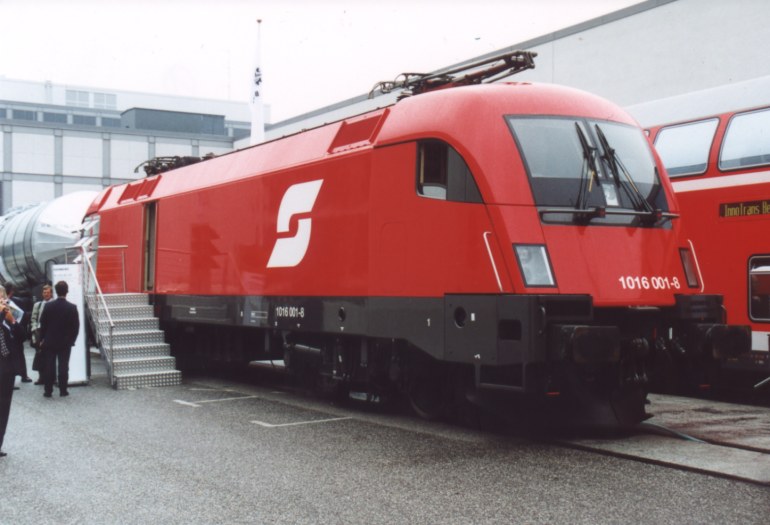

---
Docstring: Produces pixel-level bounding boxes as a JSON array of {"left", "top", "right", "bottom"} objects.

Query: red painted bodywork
[
  {"left": 649, "top": 108, "right": 770, "bottom": 365},
  {"left": 90, "top": 83, "right": 694, "bottom": 307}
]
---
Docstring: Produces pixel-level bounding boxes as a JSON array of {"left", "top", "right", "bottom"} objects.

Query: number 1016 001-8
[{"left": 618, "top": 275, "right": 680, "bottom": 290}]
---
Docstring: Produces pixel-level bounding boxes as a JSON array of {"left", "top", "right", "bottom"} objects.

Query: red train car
[
  {"left": 635, "top": 77, "right": 770, "bottom": 388},
  {"left": 84, "top": 57, "right": 749, "bottom": 426}
]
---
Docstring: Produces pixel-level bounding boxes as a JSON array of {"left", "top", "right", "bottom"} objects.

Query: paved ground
[
  {"left": 562, "top": 393, "right": 770, "bottom": 485},
  {"left": 1, "top": 350, "right": 768, "bottom": 524},
  {"left": 646, "top": 393, "right": 770, "bottom": 451}
]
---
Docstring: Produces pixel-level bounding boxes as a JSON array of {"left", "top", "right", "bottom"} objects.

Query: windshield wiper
[
  {"left": 574, "top": 123, "right": 600, "bottom": 221},
  {"left": 540, "top": 123, "right": 678, "bottom": 225},
  {"left": 538, "top": 206, "right": 678, "bottom": 222},
  {"left": 594, "top": 124, "right": 665, "bottom": 225}
]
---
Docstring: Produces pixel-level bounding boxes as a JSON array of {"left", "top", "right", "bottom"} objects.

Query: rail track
[
  {"left": 240, "top": 363, "right": 770, "bottom": 485},
  {"left": 559, "top": 394, "right": 770, "bottom": 486}
]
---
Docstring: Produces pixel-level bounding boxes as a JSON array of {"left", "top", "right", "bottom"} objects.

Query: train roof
[
  {"left": 627, "top": 75, "right": 770, "bottom": 128},
  {"left": 90, "top": 82, "right": 636, "bottom": 214}
]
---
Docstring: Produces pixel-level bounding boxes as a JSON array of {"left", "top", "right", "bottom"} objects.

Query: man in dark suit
[
  {"left": 39, "top": 281, "right": 80, "bottom": 398},
  {"left": 0, "top": 288, "right": 25, "bottom": 457},
  {"left": 4, "top": 283, "right": 32, "bottom": 384}
]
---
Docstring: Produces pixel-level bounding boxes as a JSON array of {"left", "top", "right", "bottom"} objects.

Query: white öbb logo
[{"left": 267, "top": 179, "right": 324, "bottom": 268}]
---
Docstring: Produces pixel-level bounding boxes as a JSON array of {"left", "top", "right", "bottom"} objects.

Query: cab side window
[{"left": 416, "top": 140, "right": 483, "bottom": 203}]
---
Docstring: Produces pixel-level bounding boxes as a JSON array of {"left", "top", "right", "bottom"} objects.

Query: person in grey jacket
[{"left": 30, "top": 284, "right": 53, "bottom": 385}]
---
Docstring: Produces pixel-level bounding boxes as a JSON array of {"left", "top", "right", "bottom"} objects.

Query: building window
[
  {"left": 43, "top": 112, "right": 67, "bottom": 123},
  {"left": 101, "top": 117, "right": 121, "bottom": 128},
  {"left": 11, "top": 109, "right": 35, "bottom": 121},
  {"left": 66, "top": 90, "right": 90, "bottom": 107},
  {"left": 73, "top": 115, "right": 97, "bottom": 126},
  {"left": 94, "top": 92, "right": 117, "bottom": 110},
  {"left": 231, "top": 128, "right": 250, "bottom": 140}
]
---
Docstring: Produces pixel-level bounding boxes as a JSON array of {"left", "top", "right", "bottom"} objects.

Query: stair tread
[
  {"left": 113, "top": 370, "right": 181, "bottom": 378},
  {"left": 99, "top": 322, "right": 159, "bottom": 327},
  {"left": 112, "top": 342, "right": 168, "bottom": 350},
  {"left": 113, "top": 355, "right": 175, "bottom": 362},
  {"left": 101, "top": 329, "right": 164, "bottom": 335},
  {"left": 99, "top": 323, "right": 159, "bottom": 333},
  {"left": 98, "top": 309, "right": 153, "bottom": 313},
  {"left": 103, "top": 307, "right": 151, "bottom": 311},
  {"left": 99, "top": 317, "right": 157, "bottom": 321}
]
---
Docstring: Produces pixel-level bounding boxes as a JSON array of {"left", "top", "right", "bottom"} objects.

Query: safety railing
[{"left": 76, "top": 243, "right": 128, "bottom": 387}]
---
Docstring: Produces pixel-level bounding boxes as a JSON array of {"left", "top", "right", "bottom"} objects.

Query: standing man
[
  {"left": 0, "top": 288, "right": 25, "bottom": 457},
  {"left": 39, "top": 281, "right": 79, "bottom": 398},
  {"left": 30, "top": 284, "right": 54, "bottom": 385}
]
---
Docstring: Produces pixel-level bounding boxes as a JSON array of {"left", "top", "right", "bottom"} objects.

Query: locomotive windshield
[{"left": 508, "top": 116, "right": 670, "bottom": 226}]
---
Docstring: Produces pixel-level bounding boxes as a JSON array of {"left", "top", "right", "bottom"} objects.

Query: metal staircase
[
  {"left": 93, "top": 293, "right": 181, "bottom": 389},
  {"left": 76, "top": 234, "right": 181, "bottom": 390}
]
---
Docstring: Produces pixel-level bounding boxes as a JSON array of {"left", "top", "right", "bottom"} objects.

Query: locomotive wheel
[
  {"left": 447, "top": 366, "right": 483, "bottom": 428},
  {"left": 315, "top": 373, "right": 349, "bottom": 401},
  {"left": 407, "top": 362, "right": 445, "bottom": 420},
  {"left": 610, "top": 385, "right": 650, "bottom": 427}
]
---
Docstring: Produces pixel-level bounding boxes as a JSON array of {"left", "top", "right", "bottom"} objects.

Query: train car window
[
  {"left": 654, "top": 118, "right": 718, "bottom": 177},
  {"left": 416, "top": 140, "right": 482, "bottom": 203},
  {"left": 749, "top": 256, "right": 770, "bottom": 322},
  {"left": 720, "top": 108, "right": 770, "bottom": 170}
]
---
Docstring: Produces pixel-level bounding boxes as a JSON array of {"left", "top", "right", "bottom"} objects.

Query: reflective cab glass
[{"left": 508, "top": 117, "right": 667, "bottom": 222}]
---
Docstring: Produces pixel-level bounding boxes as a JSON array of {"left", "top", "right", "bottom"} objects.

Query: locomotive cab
[{"left": 369, "top": 82, "right": 750, "bottom": 424}]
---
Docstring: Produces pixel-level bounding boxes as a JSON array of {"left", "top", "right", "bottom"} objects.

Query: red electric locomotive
[{"left": 83, "top": 53, "right": 749, "bottom": 426}]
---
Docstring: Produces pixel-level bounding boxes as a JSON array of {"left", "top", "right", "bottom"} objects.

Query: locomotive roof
[{"left": 90, "top": 82, "right": 636, "bottom": 213}]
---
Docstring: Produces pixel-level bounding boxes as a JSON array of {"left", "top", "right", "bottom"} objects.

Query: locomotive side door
[{"left": 143, "top": 201, "right": 157, "bottom": 291}]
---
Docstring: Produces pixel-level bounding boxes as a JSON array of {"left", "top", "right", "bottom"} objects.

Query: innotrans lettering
[{"left": 720, "top": 199, "right": 770, "bottom": 218}]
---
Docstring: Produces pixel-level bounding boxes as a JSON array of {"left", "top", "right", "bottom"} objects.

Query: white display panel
[{"left": 50, "top": 264, "right": 88, "bottom": 385}]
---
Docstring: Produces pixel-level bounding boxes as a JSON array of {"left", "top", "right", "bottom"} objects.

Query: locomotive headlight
[
  {"left": 514, "top": 244, "right": 556, "bottom": 287},
  {"left": 679, "top": 247, "right": 701, "bottom": 288}
]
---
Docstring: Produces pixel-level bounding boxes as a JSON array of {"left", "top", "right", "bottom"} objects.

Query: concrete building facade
[{"left": 0, "top": 78, "right": 251, "bottom": 213}]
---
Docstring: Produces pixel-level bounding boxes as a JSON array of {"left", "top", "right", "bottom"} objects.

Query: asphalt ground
[
  {"left": 562, "top": 393, "right": 770, "bottom": 485},
  {"left": 1, "top": 348, "right": 768, "bottom": 524}
]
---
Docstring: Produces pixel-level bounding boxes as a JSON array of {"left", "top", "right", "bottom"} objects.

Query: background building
[{"left": 0, "top": 77, "right": 253, "bottom": 213}]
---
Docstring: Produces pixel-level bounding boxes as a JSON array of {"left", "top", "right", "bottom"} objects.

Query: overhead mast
[{"left": 250, "top": 18, "right": 265, "bottom": 145}]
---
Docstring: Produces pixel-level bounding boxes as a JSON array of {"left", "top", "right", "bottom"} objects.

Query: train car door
[{"left": 143, "top": 201, "right": 157, "bottom": 291}]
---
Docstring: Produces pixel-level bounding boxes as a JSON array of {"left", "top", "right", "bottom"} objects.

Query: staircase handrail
[
  {"left": 78, "top": 244, "right": 126, "bottom": 387},
  {"left": 81, "top": 245, "right": 115, "bottom": 325}
]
